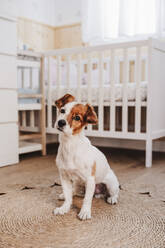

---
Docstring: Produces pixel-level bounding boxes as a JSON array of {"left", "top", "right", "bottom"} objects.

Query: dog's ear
[
  {"left": 55, "top": 94, "right": 75, "bottom": 109},
  {"left": 85, "top": 104, "right": 98, "bottom": 124}
]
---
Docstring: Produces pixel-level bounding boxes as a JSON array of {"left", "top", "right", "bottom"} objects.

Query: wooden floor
[{"left": 0, "top": 146, "right": 165, "bottom": 248}]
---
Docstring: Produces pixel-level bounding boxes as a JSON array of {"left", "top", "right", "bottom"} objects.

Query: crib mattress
[{"left": 48, "top": 82, "right": 147, "bottom": 104}]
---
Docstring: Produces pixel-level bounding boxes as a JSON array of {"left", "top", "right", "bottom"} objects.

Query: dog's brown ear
[
  {"left": 55, "top": 94, "right": 75, "bottom": 109},
  {"left": 85, "top": 104, "right": 98, "bottom": 124}
]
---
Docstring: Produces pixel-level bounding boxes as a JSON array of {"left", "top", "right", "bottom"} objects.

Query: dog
[{"left": 54, "top": 94, "right": 119, "bottom": 220}]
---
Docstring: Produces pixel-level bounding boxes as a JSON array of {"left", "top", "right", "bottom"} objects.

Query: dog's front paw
[
  {"left": 78, "top": 207, "right": 91, "bottom": 220},
  {"left": 53, "top": 205, "right": 70, "bottom": 215},
  {"left": 107, "top": 194, "right": 118, "bottom": 205}
]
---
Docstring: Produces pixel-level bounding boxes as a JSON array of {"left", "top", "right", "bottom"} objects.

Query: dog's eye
[
  {"left": 74, "top": 115, "right": 80, "bottom": 121},
  {"left": 60, "top": 109, "right": 65, "bottom": 114}
]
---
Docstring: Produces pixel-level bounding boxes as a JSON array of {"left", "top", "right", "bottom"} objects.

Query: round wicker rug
[{"left": 0, "top": 186, "right": 165, "bottom": 248}]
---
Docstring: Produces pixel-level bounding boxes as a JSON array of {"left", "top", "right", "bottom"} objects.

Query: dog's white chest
[
  {"left": 56, "top": 137, "right": 91, "bottom": 181},
  {"left": 58, "top": 151, "right": 83, "bottom": 178}
]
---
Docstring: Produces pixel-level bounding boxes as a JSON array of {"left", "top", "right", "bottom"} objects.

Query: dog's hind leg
[
  {"left": 103, "top": 169, "right": 119, "bottom": 205},
  {"left": 94, "top": 183, "right": 107, "bottom": 199}
]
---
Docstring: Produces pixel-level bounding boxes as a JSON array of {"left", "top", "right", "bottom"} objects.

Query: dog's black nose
[{"left": 58, "top": 119, "right": 66, "bottom": 128}]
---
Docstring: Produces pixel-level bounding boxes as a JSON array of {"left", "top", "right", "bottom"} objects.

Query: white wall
[
  {"left": 0, "top": 0, "right": 56, "bottom": 26},
  {"left": 0, "top": 0, "right": 82, "bottom": 26},
  {"left": 53, "top": 0, "right": 82, "bottom": 26}
]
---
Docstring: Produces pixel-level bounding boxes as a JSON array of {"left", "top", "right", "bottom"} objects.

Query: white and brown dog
[{"left": 54, "top": 94, "right": 119, "bottom": 220}]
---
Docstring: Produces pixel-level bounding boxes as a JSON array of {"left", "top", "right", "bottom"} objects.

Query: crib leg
[{"left": 145, "top": 139, "right": 152, "bottom": 168}]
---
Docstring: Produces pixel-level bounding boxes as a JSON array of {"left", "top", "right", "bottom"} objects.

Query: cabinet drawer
[
  {"left": 0, "top": 55, "right": 17, "bottom": 88},
  {"left": 0, "top": 123, "right": 18, "bottom": 167},
  {"left": 0, "top": 90, "right": 18, "bottom": 123},
  {"left": 0, "top": 18, "right": 16, "bottom": 55}
]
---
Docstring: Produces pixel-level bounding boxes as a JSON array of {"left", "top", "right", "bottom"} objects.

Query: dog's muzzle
[{"left": 57, "top": 119, "right": 66, "bottom": 131}]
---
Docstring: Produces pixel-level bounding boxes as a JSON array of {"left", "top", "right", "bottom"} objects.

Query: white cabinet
[
  {"left": 0, "top": 90, "right": 17, "bottom": 123},
  {"left": 0, "top": 124, "right": 18, "bottom": 167},
  {"left": 0, "top": 55, "right": 17, "bottom": 88},
  {"left": 0, "top": 14, "right": 18, "bottom": 167},
  {"left": 0, "top": 17, "right": 17, "bottom": 55}
]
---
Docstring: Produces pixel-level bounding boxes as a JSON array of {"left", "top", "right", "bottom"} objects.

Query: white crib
[
  {"left": 19, "top": 38, "right": 165, "bottom": 167},
  {"left": 43, "top": 38, "right": 165, "bottom": 167}
]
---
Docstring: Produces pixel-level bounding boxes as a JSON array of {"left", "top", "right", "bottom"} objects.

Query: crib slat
[
  {"left": 48, "top": 56, "right": 52, "bottom": 128},
  {"left": 66, "top": 55, "right": 71, "bottom": 90},
  {"left": 22, "top": 111, "right": 26, "bottom": 127},
  {"left": 22, "top": 68, "right": 24, "bottom": 89},
  {"left": 110, "top": 49, "right": 115, "bottom": 132},
  {"left": 77, "top": 53, "right": 81, "bottom": 102},
  {"left": 122, "top": 49, "right": 128, "bottom": 133},
  {"left": 98, "top": 51, "right": 104, "bottom": 132},
  {"left": 87, "top": 53, "right": 92, "bottom": 104},
  {"left": 116, "top": 57, "right": 120, "bottom": 84},
  {"left": 87, "top": 53, "right": 92, "bottom": 132},
  {"left": 135, "top": 47, "right": 141, "bottom": 133},
  {"left": 30, "top": 110, "right": 35, "bottom": 128},
  {"left": 57, "top": 55, "right": 61, "bottom": 98},
  {"left": 145, "top": 57, "right": 148, "bottom": 81},
  {"left": 30, "top": 68, "right": 33, "bottom": 89}
]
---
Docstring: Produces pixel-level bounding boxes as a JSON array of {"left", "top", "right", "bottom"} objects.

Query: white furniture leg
[{"left": 145, "top": 139, "right": 152, "bottom": 168}]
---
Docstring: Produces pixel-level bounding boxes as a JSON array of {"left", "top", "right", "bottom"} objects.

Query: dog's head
[{"left": 55, "top": 94, "right": 98, "bottom": 135}]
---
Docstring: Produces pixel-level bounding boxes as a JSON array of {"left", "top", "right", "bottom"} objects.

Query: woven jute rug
[{"left": 0, "top": 148, "right": 165, "bottom": 248}]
